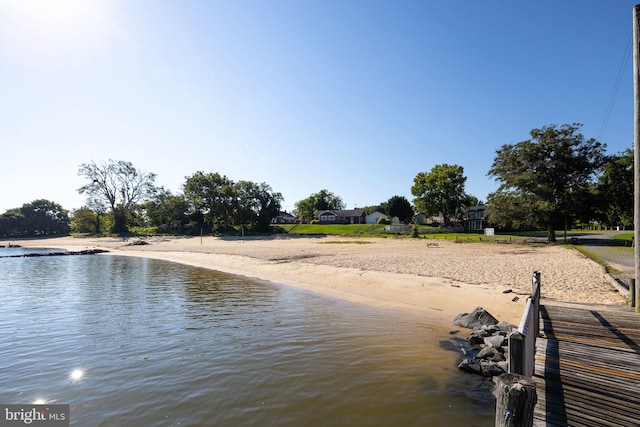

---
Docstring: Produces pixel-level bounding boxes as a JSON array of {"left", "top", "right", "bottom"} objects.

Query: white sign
[{"left": 484, "top": 228, "right": 495, "bottom": 236}]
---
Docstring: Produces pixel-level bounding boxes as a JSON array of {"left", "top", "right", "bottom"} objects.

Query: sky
[{"left": 0, "top": 0, "right": 637, "bottom": 214}]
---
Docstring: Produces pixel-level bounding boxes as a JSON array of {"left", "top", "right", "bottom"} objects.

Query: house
[
  {"left": 415, "top": 212, "right": 464, "bottom": 229},
  {"left": 315, "top": 209, "right": 367, "bottom": 224},
  {"left": 413, "top": 213, "right": 426, "bottom": 225},
  {"left": 463, "top": 205, "right": 488, "bottom": 230},
  {"left": 366, "top": 211, "right": 387, "bottom": 224},
  {"left": 272, "top": 211, "right": 300, "bottom": 224}
]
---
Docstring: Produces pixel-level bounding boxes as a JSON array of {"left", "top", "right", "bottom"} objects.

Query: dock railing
[
  {"left": 508, "top": 271, "right": 541, "bottom": 377},
  {"left": 494, "top": 272, "right": 541, "bottom": 427}
]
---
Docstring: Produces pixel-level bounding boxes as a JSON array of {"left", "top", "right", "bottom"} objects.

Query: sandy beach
[{"left": 10, "top": 235, "right": 627, "bottom": 325}]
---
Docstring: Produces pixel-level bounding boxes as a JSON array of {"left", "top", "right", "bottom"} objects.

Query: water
[{"left": 0, "top": 249, "right": 494, "bottom": 426}]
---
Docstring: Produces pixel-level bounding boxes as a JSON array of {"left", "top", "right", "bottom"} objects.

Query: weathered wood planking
[{"left": 532, "top": 300, "right": 640, "bottom": 427}]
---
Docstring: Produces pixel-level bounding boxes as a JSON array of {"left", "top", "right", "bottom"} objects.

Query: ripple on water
[{"left": 0, "top": 253, "right": 495, "bottom": 426}]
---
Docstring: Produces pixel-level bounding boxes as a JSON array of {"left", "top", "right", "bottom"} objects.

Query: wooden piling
[
  {"left": 508, "top": 331, "right": 524, "bottom": 375},
  {"left": 631, "top": 278, "right": 636, "bottom": 307},
  {"left": 494, "top": 374, "right": 537, "bottom": 427}
]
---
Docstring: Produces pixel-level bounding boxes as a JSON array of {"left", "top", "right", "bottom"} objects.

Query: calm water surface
[{"left": 0, "top": 249, "right": 494, "bottom": 426}]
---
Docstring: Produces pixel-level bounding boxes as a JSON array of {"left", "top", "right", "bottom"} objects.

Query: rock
[
  {"left": 482, "top": 324, "right": 502, "bottom": 335},
  {"left": 126, "top": 240, "right": 149, "bottom": 246},
  {"left": 452, "top": 306, "right": 499, "bottom": 329},
  {"left": 451, "top": 312, "right": 469, "bottom": 326},
  {"left": 0, "top": 249, "right": 109, "bottom": 259},
  {"left": 484, "top": 335, "right": 507, "bottom": 348},
  {"left": 467, "top": 329, "right": 490, "bottom": 345},
  {"left": 480, "top": 361, "right": 506, "bottom": 377},
  {"left": 452, "top": 307, "right": 514, "bottom": 379},
  {"left": 458, "top": 358, "right": 482, "bottom": 375},
  {"left": 477, "top": 346, "right": 505, "bottom": 362},
  {"left": 498, "top": 322, "right": 517, "bottom": 333}
]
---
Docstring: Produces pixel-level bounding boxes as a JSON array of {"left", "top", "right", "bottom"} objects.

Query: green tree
[
  {"left": 0, "top": 200, "right": 70, "bottom": 237},
  {"left": 233, "top": 181, "right": 261, "bottom": 230},
  {"left": 142, "top": 188, "right": 192, "bottom": 234},
  {"left": 386, "top": 195, "right": 414, "bottom": 223},
  {"left": 466, "top": 195, "right": 481, "bottom": 207},
  {"left": 294, "top": 189, "right": 345, "bottom": 222},
  {"left": 254, "top": 183, "right": 283, "bottom": 232},
  {"left": 71, "top": 197, "right": 110, "bottom": 235},
  {"left": 183, "top": 171, "right": 236, "bottom": 231},
  {"left": 231, "top": 181, "right": 283, "bottom": 232},
  {"left": 71, "top": 207, "right": 105, "bottom": 234},
  {"left": 20, "top": 199, "right": 70, "bottom": 236},
  {"left": 0, "top": 209, "right": 24, "bottom": 237},
  {"left": 294, "top": 198, "right": 315, "bottom": 223},
  {"left": 487, "top": 123, "right": 606, "bottom": 242},
  {"left": 596, "top": 148, "right": 633, "bottom": 229},
  {"left": 411, "top": 164, "right": 468, "bottom": 227},
  {"left": 78, "top": 160, "right": 157, "bottom": 234},
  {"left": 483, "top": 189, "right": 538, "bottom": 231}
]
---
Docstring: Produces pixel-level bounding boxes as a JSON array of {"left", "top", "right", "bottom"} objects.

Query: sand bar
[{"left": 9, "top": 235, "right": 627, "bottom": 325}]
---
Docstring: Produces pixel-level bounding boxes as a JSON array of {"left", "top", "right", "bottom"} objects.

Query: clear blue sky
[{"left": 0, "top": 0, "right": 636, "bottom": 213}]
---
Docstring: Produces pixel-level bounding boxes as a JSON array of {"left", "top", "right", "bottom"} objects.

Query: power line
[{"left": 598, "top": 30, "right": 632, "bottom": 143}]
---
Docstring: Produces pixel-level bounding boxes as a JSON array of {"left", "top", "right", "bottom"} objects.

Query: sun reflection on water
[{"left": 69, "top": 368, "right": 84, "bottom": 381}]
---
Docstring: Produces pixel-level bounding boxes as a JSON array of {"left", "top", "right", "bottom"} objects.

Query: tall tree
[
  {"left": 78, "top": 160, "right": 157, "bottom": 233},
  {"left": 466, "top": 195, "right": 481, "bottom": 207},
  {"left": 386, "top": 195, "right": 414, "bottom": 223},
  {"left": 231, "top": 181, "right": 283, "bottom": 232},
  {"left": 183, "top": 173, "right": 282, "bottom": 232},
  {"left": 294, "top": 189, "right": 345, "bottom": 222},
  {"left": 233, "top": 181, "right": 261, "bottom": 229},
  {"left": 183, "top": 171, "right": 236, "bottom": 231},
  {"left": 0, "top": 200, "right": 69, "bottom": 237},
  {"left": 142, "top": 188, "right": 192, "bottom": 234},
  {"left": 20, "top": 199, "right": 70, "bottom": 235},
  {"left": 0, "top": 209, "right": 24, "bottom": 237},
  {"left": 411, "top": 164, "right": 468, "bottom": 227},
  {"left": 254, "top": 183, "right": 283, "bottom": 232},
  {"left": 596, "top": 148, "right": 633, "bottom": 229},
  {"left": 487, "top": 123, "right": 606, "bottom": 242}
]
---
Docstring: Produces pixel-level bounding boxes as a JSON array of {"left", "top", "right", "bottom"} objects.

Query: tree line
[
  {"left": 72, "top": 163, "right": 284, "bottom": 235},
  {"left": 0, "top": 123, "right": 633, "bottom": 242}
]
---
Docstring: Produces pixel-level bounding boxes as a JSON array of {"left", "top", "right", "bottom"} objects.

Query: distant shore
[{"left": 10, "top": 235, "right": 627, "bottom": 325}]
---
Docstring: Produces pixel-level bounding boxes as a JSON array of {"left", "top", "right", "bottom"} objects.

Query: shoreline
[{"left": 9, "top": 235, "right": 628, "bottom": 326}]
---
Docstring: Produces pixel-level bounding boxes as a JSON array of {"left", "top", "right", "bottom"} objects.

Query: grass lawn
[
  {"left": 613, "top": 232, "right": 633, "bottom": 243},
  {"left": 277, "top": 223, "right": 550, "bottom": 242}
]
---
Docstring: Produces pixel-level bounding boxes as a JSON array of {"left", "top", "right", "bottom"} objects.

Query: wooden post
[
  {"left": 633, "top": 5, "right": 640, "bottom": 313},
  {"left": 631, "top": 278, "right": 636, "bottom": 307},
  {"left": 508, "top": 331, "right": 525, "bottom": 375},
  {"left": 532, "top": 272, "right": 540, "bottom": 339},
  {"left": 494, "top": 374, "right": 537, "bottom": 427}
]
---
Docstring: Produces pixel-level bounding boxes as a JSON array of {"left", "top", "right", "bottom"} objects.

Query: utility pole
[{"left": 633, "top": 5, "right": 640, "bottom": 310}]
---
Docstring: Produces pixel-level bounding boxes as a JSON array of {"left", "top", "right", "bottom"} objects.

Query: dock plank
[{"left": 532, "top": 300, "right": 640, "bottom": 427}]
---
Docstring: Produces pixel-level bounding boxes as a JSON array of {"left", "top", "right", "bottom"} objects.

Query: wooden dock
[{"left": 532, "top": 299, "right": 640, "bottom": 426}]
